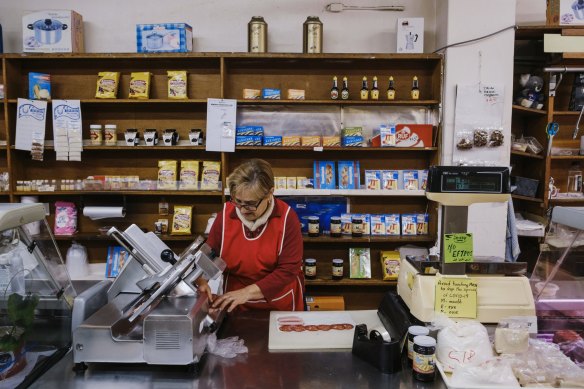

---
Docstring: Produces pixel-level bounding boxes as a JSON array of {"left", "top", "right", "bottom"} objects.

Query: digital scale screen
[{"left": 440, "top": 172, "right": 503, "bottom": 193}]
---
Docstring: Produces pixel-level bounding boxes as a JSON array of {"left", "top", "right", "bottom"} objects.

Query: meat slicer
[{"left": 72, "top": 224, "right": 226, "bottom": 370}]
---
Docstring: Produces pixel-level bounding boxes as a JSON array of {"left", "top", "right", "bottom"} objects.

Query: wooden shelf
[
  {"left": 511, "top": 194, "right": 544, "bottom": 203},
  {"left": 39, "top": 232, "right": 201, "bottom": 241},
  {"left": 235, "top": 146, "right": 438, "bottom": 152},
  {"left": 303, "top": 235, "right": 435, "bottom": 243},
  {"left": 306, "top": 278, "right": 396, "bottom": 287},
  {"left": 551, "top": 111, "right": 584, "bottom": 116},
  {"left": 229, "top": 188, "right": 426, "bottom": 197},
  {"left": 237, "top": 99, "right": 440, "bottom": 106},
  {"left": 7, "top": 98, "right": 210, "bottom": 104},
  {"left": 15, "top": 190, "right": 223, "bottom": 196},
  {"left": 511, "top": 150, "right": 545, "bottom": 159},
  {"left": 550, "top": 155, "right": 584, "bottom": 160},
  {"left": 512, "top": 105, "right": 547, "bottom": 115},
  {"left": 549, "top": 197, "right": 584, "bottom": 204}
]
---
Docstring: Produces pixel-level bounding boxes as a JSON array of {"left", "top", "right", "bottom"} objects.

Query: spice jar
[
  {"left": 351, "top": 217, "right": 363, "bottom": 237},
  {"left": 304, "top": 258, "right": 317, "bottom": 279},
  {"left": 308, "top": 216, "right": 320, "bottom": 237},
  {"left": 407, "top": 325, "right": 430, "bottom": 363},
  {"left": 413, "top": 335, "right": 436, "bottom": 382},
  {"left": 330, "top": 216, "right": 341, "bottom": 237},
  {"left": 89, "top": 124, "right": 103, "bottom": 145},
  {"left": 104, "top": 124, "right": 117, "bottom": 146},
  {"left": 332, "top": 258, "right": 344, "bottom": 280}
]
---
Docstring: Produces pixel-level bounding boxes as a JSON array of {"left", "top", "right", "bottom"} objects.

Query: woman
[{"left": 198, "top": 159, "right": 305, "bottom": 312}]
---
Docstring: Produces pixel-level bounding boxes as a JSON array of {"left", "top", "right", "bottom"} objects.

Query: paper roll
[{"left": 83, "top": 206, "right": 126, "bottom": 220}]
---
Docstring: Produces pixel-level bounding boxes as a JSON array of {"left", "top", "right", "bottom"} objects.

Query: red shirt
[{"left": 207, "top": 198, "right": 305, "bottom": 309}]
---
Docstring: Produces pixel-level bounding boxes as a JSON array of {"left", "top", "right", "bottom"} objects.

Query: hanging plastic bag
[{"left": 66, "top": 241, "right": 88, "bottom": 278}]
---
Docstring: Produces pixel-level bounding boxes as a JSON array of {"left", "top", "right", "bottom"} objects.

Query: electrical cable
[{"left": 433, "top": 25, "right": 517, "bottom": 53}]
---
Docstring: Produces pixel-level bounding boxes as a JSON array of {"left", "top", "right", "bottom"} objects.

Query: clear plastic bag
[
  {"left": 206, "top": 333, "right": 248, "bottom": 358},
  {"left": 450, "top": 356, "right": 520, "bottom": 387}
]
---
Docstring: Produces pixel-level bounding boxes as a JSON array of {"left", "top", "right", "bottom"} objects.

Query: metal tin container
[
  {"left": 303, "top": 16, "right": 323, "bottom": 53},
  {"left": 248, "top": 16, "right": 267, "bottom": 53}
]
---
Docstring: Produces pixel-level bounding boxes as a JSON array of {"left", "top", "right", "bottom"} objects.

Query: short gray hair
[{"left": 227, "top": 159, "right": 274, "bottom": 199}]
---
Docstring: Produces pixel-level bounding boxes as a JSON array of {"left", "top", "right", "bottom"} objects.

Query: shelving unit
[{"left": 0, "top": 52, "right": 442, "bottom": 309}]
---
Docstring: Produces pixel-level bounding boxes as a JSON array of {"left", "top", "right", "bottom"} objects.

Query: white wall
[{"left": 0, "top": 0, "right": 437, "bottom": 53}]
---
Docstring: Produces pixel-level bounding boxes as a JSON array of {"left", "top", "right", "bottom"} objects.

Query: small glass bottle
[
  {"left": 308, "top": 216, "right": 320, "bottom": 237},
  {"left": 341, "top": 76, "right": 349, "bottom": 100},
  {"left": 304, "top": 258, "right": 317, "bottom": 280},
  {"left": 330, "top": 216, "right": 342, "bottom": 237},
  {"left": 411, "top": 76, "right": 420, "bottom": 100},
  {"left": 332, "top": 258, "right": 344, "bottom": 280},
  {"left": 387, "top": 76, "right": 396, "bottom": 100},
  {"left": 407, "top": 325, "right": 430, "bottom": 363},
  {"left": 567, "top": 162, "right": 583, "bottom": 195},
  {"left": 330, "top": 76, "right": 339, "bottom": 100},
  {"left": 370, "top": 76, "right": 379, "bottom": 100},
  {"left": 351, "top": 217, "right": 363, "bottom": 238},
  {"left": 104, "top": 124, "right": 118, "bottom": 146},
  {"left": 360, "top": 76, "right": 369, "bottom": 100},
  {"left": 413, "top": 335, "right": 436, "bottom": 382}
]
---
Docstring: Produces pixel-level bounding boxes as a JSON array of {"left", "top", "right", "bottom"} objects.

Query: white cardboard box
[
  {"left": 560, "top": 0, "right": 584, "bottom": 25},
  {"left": 23, "top": 10, "right": 84, "bottom": 53},
  {"left": 396, "top": 18, "right": 424, "bottom": 53}
]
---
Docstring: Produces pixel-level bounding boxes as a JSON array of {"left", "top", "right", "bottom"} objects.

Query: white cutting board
[{"left": 268, "top": 310, "right": 382, "bottom": 350}]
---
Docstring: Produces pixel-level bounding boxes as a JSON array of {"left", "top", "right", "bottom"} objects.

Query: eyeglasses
[{"left": 230, "top": 195, "right": 266, "bottom": 211}]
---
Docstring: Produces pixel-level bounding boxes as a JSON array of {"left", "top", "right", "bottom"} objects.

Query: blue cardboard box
[
  {"left": 338, "top": 161, "right": 361, "bottom": 189},
  {"left": 136, "top": 23, "right": 193, "bottom": 53},
  {"left": 29, "top": 72, "right": 51, "bottom": 100},
  {"left": 263, "top": 136, "right": 282, "bottom": 146},
  {"left": 314, "top": 161, "right": 336, "bottom": 189}
]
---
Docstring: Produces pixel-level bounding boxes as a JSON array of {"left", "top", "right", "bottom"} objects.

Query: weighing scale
[{"left": 397, "top": 166, "right": 536, "bottom": 323}]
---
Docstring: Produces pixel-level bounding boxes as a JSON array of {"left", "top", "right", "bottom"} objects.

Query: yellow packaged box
[
  {"left": 179, "top": 160, "right": 200, "bottom": 190},
  {"left": 287, "top": 89, "right": 305, "bottom": 100},
  {"left": 275, "top": 177, "right": 287, "bottom": 189},
  {"left": 157, "top": 160, "right": 177, "bottom": 190},
  {"left": 129, "top": 72, "right": 152, "bottom": 99},
  {"left": 301, "top": 136, "right": 321, "bottom": 147},
  {"left": 286, "top": 177, "right": 297, "bottom": 189},
  {"left": 171, "top": 205, "right": 193, "bottom": 235},
  {"left": 168, "top": 70, "right": 188, "bottom": 99},
  {"left": 282, "top": 136, "right": 301, "bottom": 146},
  {"left": 380, "top": 250, "right": 400, "bottom": 280},
  {"left": 322, "top": 136, "right": 341, "bottom": 147},
  {"left": 243, "top": 89, "right": 261, "bottom": 99},
  {"left": 200, "top": 161, "right": 221, "bottom": 190},
  {"left": 95, "top": 72, "right": 120, "bottom": 99}
]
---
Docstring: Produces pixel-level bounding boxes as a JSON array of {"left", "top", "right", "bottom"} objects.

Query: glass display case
[
  {"left": 531, "top": 206, "right": 584, "bottom": 366},
  {"left": 0, "top": 203, "right": 76, "bottom": 387}
]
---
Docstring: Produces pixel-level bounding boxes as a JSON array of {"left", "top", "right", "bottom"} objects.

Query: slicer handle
[{"left": 160, "top": 249, "right": 176, "bottom": 265}]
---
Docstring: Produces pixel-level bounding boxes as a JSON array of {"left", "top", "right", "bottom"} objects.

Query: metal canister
[
  {"left": 248, "top": 16, "right": 267, "bottom": 53},
  {"left": 303, "top": 16, "right": 323, "bottom": 54}
]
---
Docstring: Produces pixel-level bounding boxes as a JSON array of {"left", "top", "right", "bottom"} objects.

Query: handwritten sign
[
  {"left": 434, "top": 278, "right": 478, "bottom": 318},
  {"left": 444, "top": 233, "right": 473, "bottom": 263}
]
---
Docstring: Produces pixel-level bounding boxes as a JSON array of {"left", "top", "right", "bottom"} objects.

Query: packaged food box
[
  {"left": 403, "top": 170, "right": 419, "bottom": 190},
  {"left": 382, "top": 170, "right": 399, "bottom": 190},
  {"left": 395, "top": 124, "right": 433, "bottom": 147},
  {"left": 275, "top": 177, "right": 287, "bottom": 189},
  {"left": 95, "top": 72, "right": 120, "bottom": 99},
  {"left": 380, "top": 251, "right": 400, "bottom": 280},
  {"left": 337, "top": 160, "right": 360, "bottom": 189},
  {"left": 385, "top": 214, "right": 401, "bottom": 235},
  {"left": 282, "top": 136, "right": 301, "bottom": 146},
  {"left": 261, "top": 88, "right": 281, "bottom": 99},
  {"left": 243, "top": 89, "right": 261, "bottom": 99},
  {"left": 313, "top": 161, "right": 336, "bottom": 189},
  {"left": 28, "top": 72, "right": 51, "bottom": 100},
  {"left": 341, "top": 213, "right": 352, "bottom": 235},
  {"left": 157, "top": 160, "right": 177, "bottom": 190},
  {"left": 200, "top": 161, "right": 221, "bottom": 190},
  {"left": 322, "top": 136, "right": 341, "bottom": 147},
  {"left": 236, "top": 126, "right": 254, "bottom": 136},
  {"left": 263, "top": 136, "right": 282, "bottom": 146},
  {"left": 287, "top": 89, "right": 305, "bottom": 100},
  {"left": 342, "top": 136, "right": 364, "bottom": 147},
  {"left": 380, "top": 124, "right": 396, "bottom": 147},
  {"left": 341, "top": 127, "right": 363, "bottom": 137},
  {"left": 128, "top": 72, "right": 152, "bottom": 99},
  {"left": 296, "top": 177, "right": 313, "bottom": 189},
  {"left": 168, "top": 70, "right": 188, "bottom": 99},
  {"left": 179, "top": 160, "right": 200, "bottom": 190},
  {"left": 365, "top": 170, "right": 381, "bottom": 190},
  {"left": 301, "top": 136, "right": 321, "bottom": 147},
  {"left": 136, "top": 23, "right": 193, "bottom": 53},
  {"left": 250, "top": 126, "right": 264, "bottom": 136},
  {"left": 23, "top": 10, "right": 84, "bottom": 53},
  {"left": 171, "top": 205, "right": 193, "bottom": 235},
  {"left": 370, "top": 215, "right": 386, "bottom": 235},
  {"left": 236, "top": 136, "right": 256, "bottom": 146},
  {"left": 401, "top": 214, "right": 417, "bottom": 236},
  {"left": 286, "top": 177, "right": 297, "bottom": 189},
  {"left": 419, "top": 170, "right": 428, "bottom": 191},
  {"left": 416, "top": 213, "right": 429, "bottom": 235}
]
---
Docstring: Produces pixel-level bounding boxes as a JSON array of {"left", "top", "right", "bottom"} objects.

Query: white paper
[
  {"left": 53, "top": 100, "right": 82, "bottom": 161},
  {"left": 206, "top": 98, "right": 237, "bottom": 152},
  {"left": 83, "top": 206, "right": 126, "bottom": 220},
  {"left": 15, "top": 98, "right": 47, "bottom": 151}
]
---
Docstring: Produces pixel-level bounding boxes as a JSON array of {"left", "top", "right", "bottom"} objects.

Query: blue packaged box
[
  {"left": 338, "top": 160, "right": 361, "bottom": 189},
  {"left": 250, "top": 125, "right": 264, "bottom": 136},
  {"left": 251, "top": 136, "right": 262, "bottom": 145},
  {"left": 381, "top": 170, "right": 399, "bottom": 190},
  {"left": 236, "top": 126, "right": 254, "bottom": 136},
  {"left": 385, "top": 214, "right": 401, "bottom": 235},
  {"left": 236, "top": 136, "right": 256, "bottom": 146},
  {"left": 365, "top": 170, "right": 381, "bottom": 190},
  {"left": 261, "top": 88, "right": 281, "bottom": 99},
  {"left": 401, "top": 214, "right": 418, "bottom": 236},
  {"left": 403, "top": 170, "right": 419, "bottom": 190},
  {"left": 281, "top": 196, "right": 347, "bottom": 233},
  {"left": 314, "top": 161, "right": 336, "bottom": 189},
  {"left": 342, "top": 136, "right": 364, "bottom": 147},
  {"left": 29, "top": 72, "right": 51, "bottom": 100},
  {"left": 136, "top": 23, "right": 193, "bottom": 53},
  {"left": 263, "top": 136, "right": 282, "bottom": 146}
]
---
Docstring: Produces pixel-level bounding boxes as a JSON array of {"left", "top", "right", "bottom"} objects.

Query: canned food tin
[
  {"left": 303, "top": 16, "right": 323, "bottom": 54},
  {"left": 248, "top": 16, "right": 267, "bottom": 53}
]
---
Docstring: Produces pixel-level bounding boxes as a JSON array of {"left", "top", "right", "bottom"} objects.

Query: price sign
[
  {"left": 434, "top": 278, "right": 478, "bottom": 318},
  {"left": 444, "top": 233, "right": 473, "bottom": 263}
]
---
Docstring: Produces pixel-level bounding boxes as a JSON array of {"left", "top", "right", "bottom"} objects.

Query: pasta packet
[
  {"left": 171, "top": 205, "right": 193, "bottom": 235},
  {"left": 158, "top": 160, "right": 178, "bottom": 190},
  {"left": 129, "top": 72, "right": 152, "bottom": 99},
  {"left": 95, "top": 71, "right": 120, "bottom": 98},
  {"left": 168, "top": 70, "right": 188, "bottom": 99}
]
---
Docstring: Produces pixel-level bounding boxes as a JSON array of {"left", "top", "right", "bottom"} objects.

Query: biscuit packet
[
  {"left": 168, "top": 70, "right": 188, "bottom": 99},
  {"left": 201, "top": 161, "right": 221, "bottom": 190},
  {"left": 95, "top": 71, "right": 120, "bottom": 98},
  {"left": 179, "top": 160, "right": 200, "bottom": 190},
  {"left": 171, "top": 205, "right": 193, "bottom": 235},
  {"left": 129, "top": 72, "right": 152, "bottom": 99},
  {"left": 380, "top": 251, "right": 400, "bottom": 280},
  {"left": 158, "top": 160, "right": 178, "bottom": 190}
]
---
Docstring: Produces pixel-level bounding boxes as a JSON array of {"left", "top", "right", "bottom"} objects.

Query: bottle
[
  {"left": 351, "top": 217, "right": 363, "bottom": 238},
  {"left": 248, "top": 16, "right": 268, "bottom": 53},
  {"left": 387, "top": 76, "right": 396, "bottom": 100},
  {"left": 567, "top": 162, "right": 583, "bottom": 195},
  {"left": 304, "top": 258, "right": 317, "bottom": 280},
  {"left": 413, "top": 335, "right": 436, "bottom": 382},
  {"left": 332, "top": 258, "right": 344, "bottom": 280},
  {"left": 330, "top": 76, "right": 339, "bottom": 100},
  {"left": 370, "top": 76, "right": 379, "bottom": 100},
  {"left": 341, "top": 77, "right": 349, "bottom": 100},
  {"left": 360, "top": 76, "right": 369, "bottom": 100},
  {"left": 308, "top": 216, "right": 320, "bottom": 237},
  {"left": 330, "top": 216, "right": 342, "bottom": 237},
  {"left": 407, "top": 325, "right": 430, "bottom": 364},
  {"left": 411, "top": 76, "right": 420, "bottom": 100}
]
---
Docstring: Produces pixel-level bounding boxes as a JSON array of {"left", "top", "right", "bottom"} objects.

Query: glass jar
[
  {"left": 89, "top": 124, "right": 103, "bottom": 145},
  {"left": 332, "top": 258, "right": 344, "bottom": 280},
  {"left": 413, "top": 335, "right": 436, "bottom": 382},
  {"left": 308, "top": 216, "right": 320, "bottom": 237},
  {"left": 304, "top": 258, "right": 317, "bottom": 279},
  {"left": 330, "top": 216, "right": 341, "bottom": 237},
  {"left": 104, "top": 124, "right": 117, "bottom": 146},
  {"left": 407, "top": 325, "right": 430, "bottom": 363},
  {"left": 351, "top": 217, "right": 363, "bottom": 238}
]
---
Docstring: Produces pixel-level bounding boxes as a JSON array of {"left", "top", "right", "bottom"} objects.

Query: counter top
[{"left": 31, "top": 311, "right": 447, "bottom": 389}]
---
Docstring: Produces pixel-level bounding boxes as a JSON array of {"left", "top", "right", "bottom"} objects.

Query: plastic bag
[
  {"left": 206, "top": 333, "right": 248, "bottom": 358},
  {"left": 450, "top": 356, "right": 520, "bottom": 387},
  {"left": 0, "top": 231, "right": 26, "bottom": 296},
  {"left": 432, "top": 314, "right": 493, "bottom": 372},
  {"left": 66, "top": 241, "right": 89, "bottom": 278}
]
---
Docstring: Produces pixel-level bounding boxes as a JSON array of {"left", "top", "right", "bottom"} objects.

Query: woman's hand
[
  {"left": 212, "top": 284, "right": 263, "bottom": 312},
  {"left": 196, "top": 278, "right": 213, "bottom": 304}
]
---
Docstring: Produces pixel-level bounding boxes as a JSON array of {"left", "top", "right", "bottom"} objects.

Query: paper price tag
[{"left": 444, "top": 233, "right": 473, "bottom": 263}]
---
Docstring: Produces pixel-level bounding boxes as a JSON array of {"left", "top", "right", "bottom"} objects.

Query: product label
[
  {"left": 308, "top": 222, "right": 319, "bottom": 234},
  {"left": 305, "top": 266, "right": 316, "bottom": 277},
  {"left": 413, "top": 352, "right": 435, "bottom": 374},
  {"left": 332, "top": 265, "right": 343, "bottom": 277}
]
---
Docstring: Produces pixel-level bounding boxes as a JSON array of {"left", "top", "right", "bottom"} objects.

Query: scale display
[
  {"left": 427, "top": 166, "right": 510, "bottom": 194},
  {"left": 442, "top": 174, "right": 502, "bottom": 193}
]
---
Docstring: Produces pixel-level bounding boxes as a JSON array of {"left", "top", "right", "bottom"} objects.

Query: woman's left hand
[{"left": 212, "top": 284, "right": 263, "bottom": 312}]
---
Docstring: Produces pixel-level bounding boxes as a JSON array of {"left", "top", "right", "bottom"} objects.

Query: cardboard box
[
  {"left": 396, "top": 18, "right": 424, "bottom": 53},
  {"left": 557, "top": 0, "right": 584, "bottom": 25},
  {"left": 313, "top": 160, "right": 336, "bottom": 189},
  {"left": 395, "top": 124, "right": 433, "bottom": 147},
  {"left": 306, "top": 296, "right": 345, "bottom": 311},
  {"left": 23, "top": 10, "right": 84, "bottom": 53},
  {"left": 136, "top": 23, "right": 193, "bottom": 53}
]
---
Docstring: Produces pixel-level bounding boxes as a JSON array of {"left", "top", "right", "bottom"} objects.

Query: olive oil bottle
[
  {"left": 360, "top": 76, "right": 369, "bottom": 100},
  {"left": 411, "top": 76, "right": 420, "bottom": 100},
  {"left": 387, "top": 76, "right": 396, "bottom": 100},
  {"left": 341, "top": 76, "right": 349, "bottom": 100},
  {"left": 330, "top": 76, "right": 339, "bottom": 100},
  {"left": 371, "top": 76, "right": 379, "bottom": 100}
]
